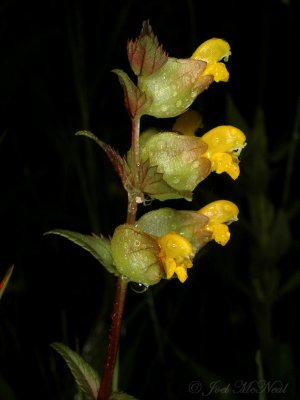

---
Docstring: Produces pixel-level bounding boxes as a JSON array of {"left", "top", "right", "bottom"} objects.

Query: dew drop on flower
[{"left": 129, "top": 282, "right": 149, "bottom": 293}]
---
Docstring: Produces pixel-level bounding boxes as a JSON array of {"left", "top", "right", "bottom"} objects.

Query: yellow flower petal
[
  {"left": 200, "top": 125, "right": 246, "bottom": 179},
  {"left": 210, "top": 152, "right": 240, "bottom": 179},
  {"left": 202, "top": 62, "right": 229, "bottom": 82},
  {"left": 157, "top": 233, "right": 194, "bottom": 282},
  {"left": 208, "top": 223, "right": 230, "bottom": 246},
  {"left": 192, "top": 38, "right": 231, "bottom": 63},
  {"left": 199, "top": 200, "right": 239, "bottom": 224},
  {"left": 198, "top": 200, "right": 239, "bottom": 246},
  {"left": 175, "top": 266, "right": 188, "bottom": 283}
]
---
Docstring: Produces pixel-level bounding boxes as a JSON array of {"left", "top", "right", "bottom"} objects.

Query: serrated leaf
[
  {"left": 45, "top": 229, "right": 117, "bottom": 275},
  {"left": 127, "top": 20, "right": 168, "bottom": 77},
  {"left": 110, "top": 392, "right": 139, "bottom": 400},
  {"left": 112, "top": 69, "right": 151, "bottom": 118},
  {"left": 75, "top": 130, "right": 129, "bottom": 186},
  {"left": 0, "top": 265, "right": 14, "bottom": 301},
  {"left": 51, "top": 342, "right": 100, "bottom": 400}
]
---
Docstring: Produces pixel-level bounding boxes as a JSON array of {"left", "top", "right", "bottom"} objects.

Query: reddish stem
[
  {"left": 98, "top": 115, "right": 140, "bottom": 399},
  {"left": 97, "top": 277, "right": 128, "bottom": 400}
]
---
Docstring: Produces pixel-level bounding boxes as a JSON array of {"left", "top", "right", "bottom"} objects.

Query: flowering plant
[{"left": 46, "top": 21, "right": 246, "bottom": 400}]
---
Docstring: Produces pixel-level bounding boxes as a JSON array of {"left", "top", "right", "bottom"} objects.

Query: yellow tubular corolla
[
  {"left": 200, "top": 126, "right": 247, "bottom": 179},
  {"left": 198, "top": 200, "right": 239, "bottom": 246},
  {"left": 157, "top": 233, "right": 194, "bottom": 283},
  {"left": 191, "top": 38, "right": 231, "bottom": 82}
]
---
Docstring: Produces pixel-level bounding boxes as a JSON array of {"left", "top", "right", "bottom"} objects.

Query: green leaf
[
  {"left": 44, "top": 230, "right": 117, "bottom": 275},
  {"left": 51, "top": 342, "right": 100, "bottom": 400},
  {"left": 110, "top": 392, "right": 138, "bottom": 400},
  {"left": 127, "top": 20, "right": 168, "bottom": 77},
  {"left": 0, "top": 265, "right": 14, "bottom": 301}
]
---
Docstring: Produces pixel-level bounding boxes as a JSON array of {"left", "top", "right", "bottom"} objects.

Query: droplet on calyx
[{"left": 129, "top": 282, "right": 149, "bottom": 293}]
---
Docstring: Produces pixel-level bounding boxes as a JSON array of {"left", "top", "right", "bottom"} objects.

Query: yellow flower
[
  {"left": 157, "top": 233, "right": 194, "bottom": 283},
  {"left": 192, "top": 38, "right": 231, "bottom": 82},
  {"left": 198, "top": 200, "right": 239, "bottom": 246},
  {"left": 200, "top": 126, "right": 246, "bottom": 179}
]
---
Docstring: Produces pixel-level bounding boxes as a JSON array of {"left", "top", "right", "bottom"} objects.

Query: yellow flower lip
[
  {"left": 157, "top": 232, "right": 194, "bottom": 283},
  {"left": 198, "top": 200, "right": 239, "bottom": 246},
  {"left": 200, "top": 125, "right": 246, "bottom": 179}
]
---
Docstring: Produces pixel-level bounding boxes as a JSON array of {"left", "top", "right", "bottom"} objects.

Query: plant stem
[
  {"left": 97, "top": 277, "right": 128, "bottom": 400},
  {"left": 98, "top": 115, "right": 141, "bottom": 399}
]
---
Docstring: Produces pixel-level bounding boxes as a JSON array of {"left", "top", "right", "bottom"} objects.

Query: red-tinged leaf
[
  {"left": 112, "top": 69, "right": 150, "bottom": 118},
  {"left": 0, "top": 265, "right": 14, "bottom": 301},
  {"left": 127, "top": 20, "right": 168, "bottom": 77},
  {"left": 75, "top": 130, "right": 129, "bottom": 186}
]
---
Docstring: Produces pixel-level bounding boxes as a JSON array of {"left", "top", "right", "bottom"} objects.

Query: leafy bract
[{"left": 51, "top": 342, "right": 100, "bottom": 400}]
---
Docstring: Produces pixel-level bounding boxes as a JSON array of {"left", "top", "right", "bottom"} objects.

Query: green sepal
[
  {"left": 45, "top": 229, "right": 117, "bottom": 275},
  {"left": 137, "top": 58, "right": 212, "bottom": 118},
  {"left": 140, "top": 132, "right": 211, "bottom": 192},
  {"left": 111, "top": 224, "right": 163, "bottom": 286},
  {"left": 51, "top": 342, "right": 100, "bottom": 400},
  {"left": 136, "top": 208, "right": 211, "bottom": 253},
  {"left": 110, "top": 392, "right": 139, "bottom": 400},
  {"left": 127, "top": 20, "right": 168, "bottom": 77},
  {"left": 0, "top": 265, "right": 14, "bottom": 301},
  {"left": 112, "top": 69, "right": 151, "bottom": 118}
]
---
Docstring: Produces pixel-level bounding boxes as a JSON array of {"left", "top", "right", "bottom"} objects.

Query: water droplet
[
  {"left": 121, "top": 275, "right": 129, "bottom": 282},
  {"left": 130, "top": 282, "right": 149, "bottom": 293},
  {"left": 176, "top": 99, "right": 182, "bottom": 107},
  {"left": 134, "top": 239, "right": 141, "bottom": 247},
  {"left": 172, "top": 176, "right": 180, "bottom": 184}
]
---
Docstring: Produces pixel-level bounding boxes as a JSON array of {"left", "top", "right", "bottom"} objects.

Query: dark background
[{"left": 0, "top": 0, "right": 299, "bottom": 399}]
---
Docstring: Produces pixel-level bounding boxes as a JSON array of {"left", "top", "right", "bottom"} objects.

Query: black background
[{"left": 0, "top": 0, "right": 299, "bottom": 399}]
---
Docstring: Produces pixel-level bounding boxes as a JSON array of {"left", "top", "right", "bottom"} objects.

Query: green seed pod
[
  {"left": 111, "top": 224, "right": 163, "bottom": 286},
  {"left": 140, "top": 132, "right": 211, "bottom": 192}
]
